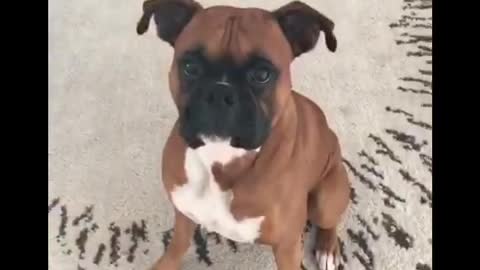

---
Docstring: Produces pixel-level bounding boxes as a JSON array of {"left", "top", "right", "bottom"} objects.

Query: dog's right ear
[{"left": 136, "top": 0, "right": 203, "bottom": 46}]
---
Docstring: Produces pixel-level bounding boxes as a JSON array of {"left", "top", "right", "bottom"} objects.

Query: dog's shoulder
[{"left": 291, "top": 90, "right": 328, "bottom": 125}]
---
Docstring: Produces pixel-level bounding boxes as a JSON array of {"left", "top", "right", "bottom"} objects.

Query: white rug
[{"left": 48, "top": 0, "right": 432, "bottom": 269}]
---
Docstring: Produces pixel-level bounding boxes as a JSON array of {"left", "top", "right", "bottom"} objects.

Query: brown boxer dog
[{"left": 136, "top": 0, "right": 350, "bottom": 269}]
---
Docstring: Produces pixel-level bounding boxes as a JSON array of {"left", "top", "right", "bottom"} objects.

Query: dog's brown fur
[{"left": 137, "top": 1, "right": 350, "bottom": 269}]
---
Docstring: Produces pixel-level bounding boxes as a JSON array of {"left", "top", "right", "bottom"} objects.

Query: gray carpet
[{"left": 48, "top": 0, "right": 432, "bottom": 269}]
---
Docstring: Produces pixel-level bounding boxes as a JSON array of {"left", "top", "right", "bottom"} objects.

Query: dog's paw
[{"left": 315, "top": 250, "right": 340, "bottom": 270}]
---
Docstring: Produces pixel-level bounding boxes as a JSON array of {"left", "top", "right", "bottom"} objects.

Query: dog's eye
[
  {"left": 183, "top": 61, "right": 203, "bottom": 78},
  {"left": 247, "top": 66, "right": 271, "bottom": 84}
]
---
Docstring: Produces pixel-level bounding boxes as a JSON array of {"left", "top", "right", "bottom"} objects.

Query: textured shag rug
[{"left": 48, "top": 0, "right": 432, "bottom": 269}]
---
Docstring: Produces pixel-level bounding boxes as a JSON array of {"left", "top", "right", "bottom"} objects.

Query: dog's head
[{"left": 137, "top": 0, "right": 336, "bottom": 149}]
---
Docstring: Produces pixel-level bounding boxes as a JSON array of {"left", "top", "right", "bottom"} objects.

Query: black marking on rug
[
  {"left": 416, "top": 263, "right": 431, "bottom": 270},
  {"left": 389, "top": 21, "right": 409, "bottom": 28},
  {"left": 389, "top": 8, "right": 432, "bottom": 28},
  {"left": 379, "top": 183, "right": 406, "bottom": 206},
  {"left": 77, "top": 265, "right": 85, "bottom": 270},
  {"left": 400, "top": 77, "right": 431, "bottom": 88},
  {"left": 108, "top": 223, "right": 122, "bottom": 265},
  {"left": 358, "top": 150, "right": 378, "bottom": 165},
  {"left": 144, "top": 249, "right": 149, "bottom": 254},
  {"left": 385, "top": 106, "right": 414, "bottom": 117},
  {"left": 372, "top": 217, "right": 379, "bottom": 225},
  {"left": 405, "top": 34, "right": 432, "bottom": 42},
  {"left": 347, "top": 229, "right": 374, "bottom": 270},
  {"left": 396, "top": 86, "right": 431, "bottom": 95},
  {"left": 395, "top": 36, "right": 432, "bottom": 45},
  {"left": 72, "top": 205, "right": 94, "bottom": 226},
  {"left": 338, "top": 237, "right": 348, "bottom": 263},
  {"left": 403, "top": 0, "right": 426, "bottom": 4},
  {"left": 381, "top": 213, "right": 414, "bottom": 249},
  {"left": 194, "top": 226, "right": 213, "bottom": 266},
  {"left": 421, "top": 103, "right": 432, "bottom": 107},
  {"left": 91, "top": 223, "right": 99, "bottom": 232},
  {"left": 360, "top": 164, "right": 384, "bottom": 179},
  {"left": 93, "top": 243, "right": 106, "bottom": 265},
  {"left": 386, "top": 108, "right": 432, "bottom": 133},
  {"left": 343, "top": 159, "right": 377, "bottom": 190},
  {"left": 400, "top": 13, "right": 431, "bottom": 21},
  {"left": 162, "top": 229, "right": 173, "bottom": 249},
  {"left": 419, "top": 69, "right": 432, "bottom": 76},
  {"left": 385, "top": 129, "right": 427, "bottom": 151},
  {"left": 350, "top": 186, "right": 359, "bottom": 205},
  {"left": 48, "top": 197, "right": 60, "bottom": 213},
  {"left": 406, "top": 117, "right": 432, "bottom": 130},
  {"left": 403, "top": 3, "right": 432, "bottom": 10},
  {"left": 383, "top": 198, "right": 395, "bottom": 208},
  {"left": 57, "top": 205, "right": 68, "bottom": 243},
  {"left": 418, "top": 45, "right": 432, "bottom": 53},
  {"left": 368, "top": 134, "right": 402, "bottom": 164},
  {"left": 412, "top": 23, "right": 431, "bottom": 29},
  {"left": 399, "top": 169, "right": 432, "bottom": 206},
  {"left": 352, "top": 251, "right": 373, "bottom": 270},
  {"left": 356, "top": 215, "right": 380, "bottom": 240},
  {"left": 407, "top": 50, "right": 431, "bottom": 57},
  {"left": 75, "top": 228, "right": 89, "bottom": 260},
  {"left": 126, "top": 220, "right": 149, "bottom": 263},
  {"left": 419, "top": 153, "right": 431, "bottom": 173},
  {"left": 207, "top": 232, "right": 223, "bottom": 244},
  {"left": 227, "top": 239, "right": 239, "bottom": 253}
]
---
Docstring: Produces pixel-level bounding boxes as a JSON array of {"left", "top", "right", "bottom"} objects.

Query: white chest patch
[{"left": 171, "top": 137, "right": 264, "bottom": 243}]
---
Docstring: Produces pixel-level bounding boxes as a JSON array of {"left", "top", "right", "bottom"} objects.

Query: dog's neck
[
  {"left": 210, "top": 92, "right": 299, "bottom": 189},
  {"left": 256, "top": 92, "right": 299, "bottom": 167}
]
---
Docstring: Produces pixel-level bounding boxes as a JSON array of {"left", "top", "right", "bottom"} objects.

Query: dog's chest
[{"left": 171, "top": 139, "right": 264, "bottom": 243}]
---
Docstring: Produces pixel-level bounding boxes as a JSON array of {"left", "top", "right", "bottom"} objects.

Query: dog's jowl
[{"left": 137, "top": 1, "right": 350, "bottom": 269}]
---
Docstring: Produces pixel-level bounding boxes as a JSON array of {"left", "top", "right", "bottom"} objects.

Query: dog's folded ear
[
  {"left": 273, "top": 1, "right": 337, "bottom": 57},
  {"left": 136, "top": 0, "right": 203, "bottom": 46}
]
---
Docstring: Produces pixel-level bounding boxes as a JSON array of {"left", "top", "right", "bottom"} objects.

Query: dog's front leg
[
  {"left": 152, "top": 210, "right": 196, "bottom": 270},
  {"left": 273, "top": 236, "right": 303, "bottom": 270}
]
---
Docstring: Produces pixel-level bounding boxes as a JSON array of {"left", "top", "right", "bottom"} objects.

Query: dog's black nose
[{"left": 204, "top": 84, "right": 236, "bottom": 108}]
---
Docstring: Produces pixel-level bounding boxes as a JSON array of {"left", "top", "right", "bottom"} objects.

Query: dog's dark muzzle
[{"left": 180, "top": 83, "right": 270, "bottom": 149}]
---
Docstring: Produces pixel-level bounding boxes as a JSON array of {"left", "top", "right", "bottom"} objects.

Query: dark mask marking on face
[{"left": 177, "top": 47, "right": 279, "bottom": 150}]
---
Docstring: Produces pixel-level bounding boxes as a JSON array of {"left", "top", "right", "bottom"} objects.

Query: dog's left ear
[
  {"left": 136, "top": 0, "right": 203, "bottom": 46},
  {"left": 273, "top": 1, "right": 337, "bottom": 57}
]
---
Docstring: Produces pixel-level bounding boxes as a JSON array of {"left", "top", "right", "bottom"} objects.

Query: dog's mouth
[
  {"left": 229, "top": 136, "right": 265, "bottom": 150},
  {"left": 179, "top": 93, "right": 272, "bottom": 151},
  {"left": 186, "top": 136, "right": 205, "bottom": 149},
  {"left": 184, "top": 135, "right": 262, "bottom": 151}
]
